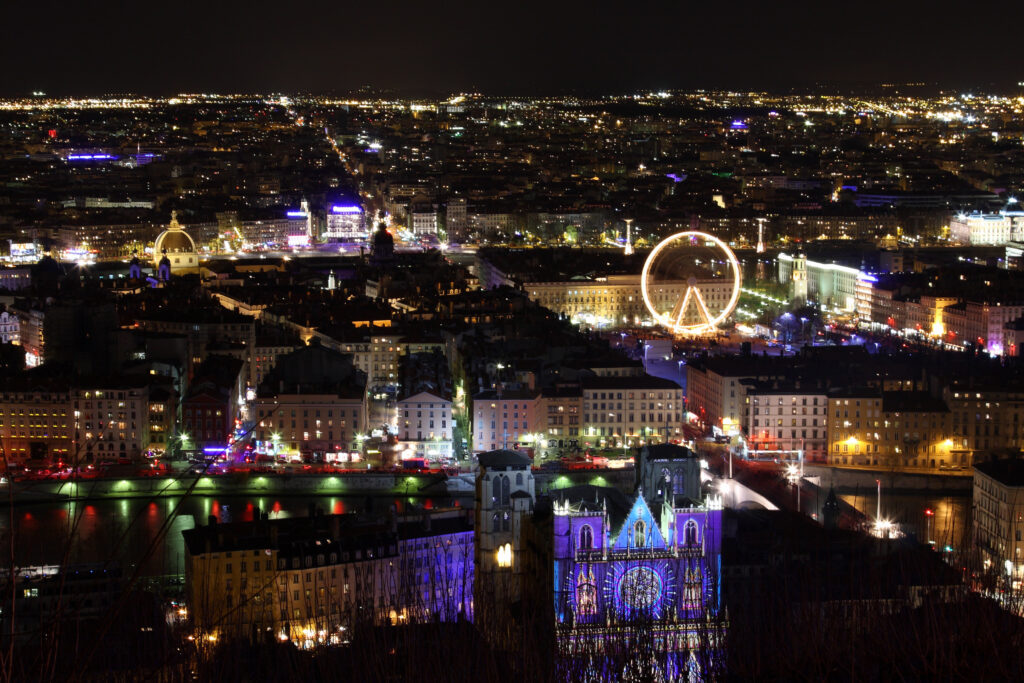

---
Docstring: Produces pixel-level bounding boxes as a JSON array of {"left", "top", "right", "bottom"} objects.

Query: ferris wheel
[{"left": 640, "top": 231, "right": 741, "bottom": 335}]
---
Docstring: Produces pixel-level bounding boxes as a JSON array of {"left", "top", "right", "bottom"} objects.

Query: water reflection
[
  {"left": 839, "top": 492, "right": 971, "bottom": 549},
  {"left": 0, "top": 495, "right": 469, "bottom": 577}
]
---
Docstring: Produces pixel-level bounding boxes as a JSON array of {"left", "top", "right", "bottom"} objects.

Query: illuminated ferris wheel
[{"left": 640, "top": 231, "right": 741, "bottom": 335}]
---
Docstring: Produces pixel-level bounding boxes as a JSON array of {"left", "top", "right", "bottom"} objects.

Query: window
[
  {"left": 684, "top": 520, "right": 699, "bottom": 546},
  {"left": 579, "top": 524, "right": 594, "bottom": 550},
  {"left": 575, "top": 566, "right": 597, "bottom": 618},
  {"left": 633, "top": 520, "right": 646, "bottom": 548}
]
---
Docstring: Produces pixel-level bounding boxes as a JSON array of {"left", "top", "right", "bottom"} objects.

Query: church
[
  {"left": 474, "top": 444, "right": 725, "bottom": 679},
  {"left": 152, "top": 210, "right": 199, "bottom": 278}
]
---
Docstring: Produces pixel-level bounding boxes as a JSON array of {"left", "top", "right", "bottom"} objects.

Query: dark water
[
  {"left": 0, "top": 494, "right": 471, "bottom": 578},
  {"left": 840, "top": 492, "right": 971, "bottom": 550},
  {"left": 0, "top": 492, "right": 971, "bottom": 580}
]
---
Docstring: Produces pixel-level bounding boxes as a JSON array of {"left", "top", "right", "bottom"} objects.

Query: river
[
  {"left": 839, "top": 491, "right": 972, "bottom": 550},
  {"left": 0, "top": 494, "right": 471, "bottom": 578},
  {"left": 0, "top": 489, "right": 974, "bottom": 580}
]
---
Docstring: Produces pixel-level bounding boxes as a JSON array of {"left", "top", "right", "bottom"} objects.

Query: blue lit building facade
[
  {"left": 474, "top": 447, "right": 725, "bottom": 679},
  {"left": 552, "top": 490, "right": 724, "bottom": 676}
]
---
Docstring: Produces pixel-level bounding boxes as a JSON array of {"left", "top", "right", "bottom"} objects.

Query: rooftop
[
  {"left": 477, "top": 449, "right": 532, "bottom": 469},
  {"left": 974, "top": 457, "right": 1024, "bottom": 487}
]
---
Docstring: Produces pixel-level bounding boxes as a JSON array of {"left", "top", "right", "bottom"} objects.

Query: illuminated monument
[
  {"left": 153, "top": 210, "right": 198, "bottom": 276},
  {"left": 475, "top": 445, "right": 725, "bottom": 678}
]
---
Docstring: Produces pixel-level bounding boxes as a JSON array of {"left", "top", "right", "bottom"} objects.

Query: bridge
[
  {"left": 699, "top": 452, "right": 870, "bottom": 528},
  {"left": 701, "top": 466, "right": 778, "bottom": 510}
]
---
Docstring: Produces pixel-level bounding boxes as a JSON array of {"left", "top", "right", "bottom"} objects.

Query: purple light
[
  {"left": 286, "top": 211, "right": 308, "bottom": 218},
  {"left": 730, "top": 120, "right": 748, "bottom": 130},
  {"left": 665, "top": 173, "right": 686, "bottom": 183},
  {"left": 203, "top": 446, "right": 226, "bottom": 454},
  {"left": 331, "top": 205, "right": 363, "bottom": 214},
  {"left": 858, "top": 274, "right": 878, "bottom": 283},
  {"left": 66, "top": 154, "right": 116, "bottom": 160}
]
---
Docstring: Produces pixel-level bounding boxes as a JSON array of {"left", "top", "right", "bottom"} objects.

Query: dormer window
[{"left": 633, "top": 520, "right": 646, "bottom": 548}]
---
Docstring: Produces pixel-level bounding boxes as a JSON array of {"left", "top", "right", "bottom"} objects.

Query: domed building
[{"left": 153, "top": 211, "right": 198, "bottom": 275}]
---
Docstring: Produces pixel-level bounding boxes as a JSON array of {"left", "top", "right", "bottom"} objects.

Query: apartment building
[
  {"left": 398, "top": 391, "right": 453, "bottom": 461},
  {"left": 973, "top": 459, "right": 1024, "bottom": 590},
  {"left": 826, "top": 391, "right": 953, "bottom": 471},
  {"left": 579, "top": 375, "right": 684, "bottom": 448},
  {"left": 742, "top": 381, "right": 829, "bottom": 460},
  {"left": 471, "top": 388, "right": 541, "bottom": 452},
  {"left": 183, "top": 510, "right": 474, "bottom": 642}
]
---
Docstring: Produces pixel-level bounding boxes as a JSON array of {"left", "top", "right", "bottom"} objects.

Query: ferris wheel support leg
[
  {"left": 673, "top": 287, "right": 694, "bottom": 329},
  {"left": 691, "top": 286, "right": 715, "bottom": 330}
]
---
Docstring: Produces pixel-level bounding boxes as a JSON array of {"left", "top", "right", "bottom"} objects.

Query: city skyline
[{"left": 6, "top": 34, "right": 1024, "bottom": 677}]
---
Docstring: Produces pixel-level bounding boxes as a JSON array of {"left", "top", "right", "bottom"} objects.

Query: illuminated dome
[{"left": 153, "top": 210, "right": 198, "bottom": 273}]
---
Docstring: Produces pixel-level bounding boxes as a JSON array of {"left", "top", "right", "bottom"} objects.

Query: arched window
[
  {"left": 633, "top": 520, "right": 646, "bottom": 548},
  {"left": 492, "top": 476, "right": 501, "bottom": 504},
  {"left": 500, "top": 475, "right": 510, "bottom": 506},
  {"left": 684, "top": 520, "right": 699, "bottom": 546},
  {"left": 578, "top": 524, "right": 594, "bottom": 550},
  {"left": 576, "top": 567, "right": 597, "bottom": 617},
  {"left": 682, "top": 566, "right": 702, "bottom": 608},
  {"left": 491, "top": 512, "right": 499, "bottom": 532},
  {"left": 515, "top": 472, "right": 523, "bottom": 486}
]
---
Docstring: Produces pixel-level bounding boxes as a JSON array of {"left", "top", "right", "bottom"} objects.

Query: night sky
[{"left": 3, "top": 0, "right": 1023, "bottom": 96}]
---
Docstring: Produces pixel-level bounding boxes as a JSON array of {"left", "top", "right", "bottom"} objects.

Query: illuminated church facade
[
  {"left": 553, "top": 491, "right": 722, "bottom": 629},
  {"left": 475, "top": 445, "right": 725, "bottom": 679},
  {"left": 550, "top": 484, "right": 724, "bottom": 682}
]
